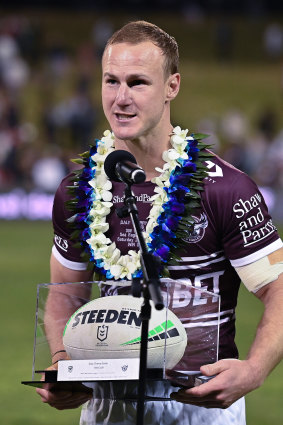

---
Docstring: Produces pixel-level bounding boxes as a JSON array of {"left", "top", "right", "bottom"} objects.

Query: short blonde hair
[{"left": 104, "top": 20, "right": 179, "bottom": 77}]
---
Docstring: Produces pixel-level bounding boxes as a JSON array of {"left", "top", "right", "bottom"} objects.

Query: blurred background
[{"left": 0, "top": 1, "right": 283, "bottom": 424}]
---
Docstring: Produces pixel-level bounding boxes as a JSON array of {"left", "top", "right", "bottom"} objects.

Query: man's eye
[
  {"left": 106, "top": 79, "right": 117, "bottom": 85},
  {"left": 129, "top": 80, "right": 146, "bottom": 87}
]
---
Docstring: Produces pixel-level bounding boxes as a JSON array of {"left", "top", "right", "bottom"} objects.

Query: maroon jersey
[{"left": 52, "top": 153, "right": 282, "bottom": 361}]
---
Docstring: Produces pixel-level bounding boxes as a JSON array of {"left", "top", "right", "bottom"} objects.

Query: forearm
[
  {"left": 245, "top": 275, "right": 283, "bottom": 387},
  {"left": 44, "top": 285, "right": 91, "bottom": 360},
  {"left": 44, "top": 254, "right": 93, "bottom": 359},
  {"left": 36, "top": 255, "right": 94, "bottom": 408}
]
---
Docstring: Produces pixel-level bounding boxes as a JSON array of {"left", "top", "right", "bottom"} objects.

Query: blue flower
[
  {"left": 155, "top": 244, "right": 170, "bottom": 260},
  {"left": 90, "top": 143, "right": 98, "bottom": 157},
  {"left": 81, "top": 227, "right": 91, "bottom": 240},
  {"left": 167, "top": 201, "right": 186, "bottom": 214},
  {"left": 133, "top": 269, "right": 143, "bottom": 278},
  {"left": 81, "top": 167, "right": 93, "bottom": 181},
  {"left": 106, "top": 270, "right": 114, "bottom": 279},
  {"left": 164, "top": 215, "right": 180, "bottom": 231}
]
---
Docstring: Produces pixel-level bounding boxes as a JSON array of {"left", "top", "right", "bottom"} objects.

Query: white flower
[
  {"left": 89, "top": 221, "right": 109, "bottom": 234},
  {"left": 162, "top": 149, "right": 179, "bottom": 162},
  {"left": 146, "top": 217, "right": 158, "bottom": 235},
  {"left": 102, "top": 190, "right": 112, "bottom": 202},
  {"left": 94, "top": 243, "right": 120, "bottom": 264},
  {"left": 92, "top": 146, "right": 114, "bottom": 164},
  {"left": 102, "top": 129, "right": 115, "bottom": 143},
  {"left": 173, "top": 143, "right": 189, "bottom": 160},
  {"left": 151, "top": 186, "right": 168, "bottom": 202},
  {"left": 172, "top": 126, "right": 188, "bottom": 138},
  {"left": 87, "top": 232, "right": 111, "bottom": 248},
  {"left": 89, "top": 175, "right": 113, "bottom": 202},
  {"left": 89, "top": 201, "right": 112, "bottom": 217},
  {"left": 109, "top": 250, "right": 141, "bottom": 280},
  {"left": 110, "top": 264, "right": 124, "bottom": 280},
  {"left": 152, "top": 175, "right": 165, "bottom": 187}
]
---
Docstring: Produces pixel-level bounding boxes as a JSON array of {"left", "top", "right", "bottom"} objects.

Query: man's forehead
[{"left": 102, "top": 41, "right": 164, "bottom": 70}]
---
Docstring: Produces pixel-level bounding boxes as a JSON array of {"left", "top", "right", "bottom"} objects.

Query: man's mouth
[{"left": 115, "top": 113, "right": 136, "bottom": 121}]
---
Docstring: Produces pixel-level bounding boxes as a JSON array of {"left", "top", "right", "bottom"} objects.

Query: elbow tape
[{"left": 235, "top": 248, "right": 283, "bottom": 293}]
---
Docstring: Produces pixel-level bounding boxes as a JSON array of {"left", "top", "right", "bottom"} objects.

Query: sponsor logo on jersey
[
  {"left": 232, "top": 192, "right": 276, "bottom": 247},
  {"left": 233, "top": 193, "right": 262, "bottom": 218},
  {"left": 54, "top": 234, "right": 68, "bottom": 252},
  {"left": 113, "top": 193, "right": 151, "bottom": 204},
  {"left": 205, "top": 161, "right": 223, "bottom": 178},
  {"left": 184, "top": 213, "right": 208, "bottom": 243}
]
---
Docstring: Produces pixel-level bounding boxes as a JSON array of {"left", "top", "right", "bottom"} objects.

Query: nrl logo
[
  {"left": 185, "top": 213, "right": 208, "bottom": 243},
  {"left": 121, "top": 365, "right": 128, "bottom": 372},
  {"left": 68, "top": 366, "right": 73, "bottom": 373},
  {"left": 97, "top": 325, "right": 108, "bottom": 342}
]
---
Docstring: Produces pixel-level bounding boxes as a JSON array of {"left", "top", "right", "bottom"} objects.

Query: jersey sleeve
[
  {"left": 206, "top": 167, "right": 282, "bottom": 268},
  {"left": 52, "top": 174, "right": 88, "bottom": 270}
]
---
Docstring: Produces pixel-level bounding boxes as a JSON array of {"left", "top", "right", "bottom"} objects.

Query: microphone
[{"left": 104, "top": 150, "right": 146, "bottom": 184}]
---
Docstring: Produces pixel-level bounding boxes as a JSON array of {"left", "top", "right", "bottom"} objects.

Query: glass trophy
[{"left": 22, "top": 278, "right": 220, "bottom": 392}]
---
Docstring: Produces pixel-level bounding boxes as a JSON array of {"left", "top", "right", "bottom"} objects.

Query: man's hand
[
  {"left": 36, "top": 365, "right": 92, "bottom": 410},
  {"left": 170, "top": 358, "right": 259, "bottom": 409},
  {"left": 36, "top": 383, "right": 93, "bottom": 410}
]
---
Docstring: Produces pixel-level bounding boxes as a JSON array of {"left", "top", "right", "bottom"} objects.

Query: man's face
[{"left": 102, "top": 41, "right": 177, "bottom": 142}]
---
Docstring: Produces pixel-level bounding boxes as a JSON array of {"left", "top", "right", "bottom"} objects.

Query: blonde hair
[{"left": 104, "top": 20, "right": 179, "bottom": 77}]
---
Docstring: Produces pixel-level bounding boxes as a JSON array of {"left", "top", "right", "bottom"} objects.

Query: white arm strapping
[{"left": 235, "top": 249, "right": 283, "bottom": 293}]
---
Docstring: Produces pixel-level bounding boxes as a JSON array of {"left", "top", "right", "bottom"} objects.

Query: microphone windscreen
[{"left": 104, "top": 150, "right": 137, "bottom": 181}]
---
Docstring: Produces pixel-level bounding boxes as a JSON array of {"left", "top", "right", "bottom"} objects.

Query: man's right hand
[
  {"left": 36, "top": 364, "right": 92, "bottom": 410},
  {"left": 36, "top": 382, "right": 93, "bottom": 410}
]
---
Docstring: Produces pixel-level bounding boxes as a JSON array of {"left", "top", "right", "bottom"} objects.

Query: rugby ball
[{"left": 63, "top": 295, "right": 187, "bottom": 369}]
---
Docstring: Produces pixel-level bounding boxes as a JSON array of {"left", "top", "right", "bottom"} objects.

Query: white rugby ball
[{"left": 63, "top": 295, "right": 187, "bottom": 369}]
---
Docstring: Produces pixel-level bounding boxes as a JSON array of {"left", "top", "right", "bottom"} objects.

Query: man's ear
[{"left": 166, "top": 73, "right": 181, "bottom": 101}]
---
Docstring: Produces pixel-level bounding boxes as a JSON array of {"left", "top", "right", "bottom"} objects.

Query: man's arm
[
  {"left": 36, "top": 253, "right": 94, "bottom": 409},
  {"left": 45, "top": 254, "right": 93, "bottom": 362},
  {"left": 170, "top": 274, "right": 283, "bottom": 408}
]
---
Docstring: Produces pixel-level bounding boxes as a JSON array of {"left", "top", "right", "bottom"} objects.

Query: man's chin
[{"left": 112, "top": 127, "right": 140, "bottom": 142}]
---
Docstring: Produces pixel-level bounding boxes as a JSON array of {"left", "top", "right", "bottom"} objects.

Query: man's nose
[{"left": 116, "top": 84, "right": 131, "bottom": 105}]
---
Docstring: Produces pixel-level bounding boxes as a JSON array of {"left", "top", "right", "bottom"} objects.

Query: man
[{"left": 36, "top": 21, "right": 283, "bottom": 424}]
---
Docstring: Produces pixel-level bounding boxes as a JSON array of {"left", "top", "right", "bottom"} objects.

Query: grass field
[{"left": 0, "top": 220, "right": 282, "bottom": 424}]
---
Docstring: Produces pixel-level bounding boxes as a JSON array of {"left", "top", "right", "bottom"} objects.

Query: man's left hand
[{"left": 170, "top": 358, "right": 259, "bottom": 409}]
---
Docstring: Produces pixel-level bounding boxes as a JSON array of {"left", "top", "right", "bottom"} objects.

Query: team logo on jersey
[{"left": 185, "top": 213, "right": 208, "bottom": 243}]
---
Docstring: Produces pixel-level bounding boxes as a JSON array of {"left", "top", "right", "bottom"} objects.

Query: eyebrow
[
  {"left": 103, "top": 72, "right": 116, "bottom": 79},
  {"left": 103, "top": 72, "right": 151, "bottom": 81}
]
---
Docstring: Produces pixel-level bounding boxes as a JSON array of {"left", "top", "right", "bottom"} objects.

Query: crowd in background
[{"left": 0, "top": 14, "right": 282, "bottom": 222}]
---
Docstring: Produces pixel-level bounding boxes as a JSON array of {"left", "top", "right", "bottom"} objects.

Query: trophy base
[
  {"left": 22, "top": 368, "right": 165, "bottom": 392},
  {"left": 22, "top": 369, "right": 205, "bottom": 392}
]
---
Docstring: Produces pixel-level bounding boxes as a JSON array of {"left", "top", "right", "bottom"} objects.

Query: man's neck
[{"left": 113, "top": 125, "right": 173, "bottom": 181}]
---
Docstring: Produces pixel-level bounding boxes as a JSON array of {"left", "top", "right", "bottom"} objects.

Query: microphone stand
[{"left": 116, "top": 182, "right": 164, "bottom": 425}]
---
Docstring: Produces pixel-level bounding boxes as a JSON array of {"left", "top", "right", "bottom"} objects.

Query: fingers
[
  {"left": 170, "top": 392, "right": 229, "bottom": 409},
  {"left": 170, "top": 383, "right": 233, "bottom": 409},
  {"left": 170, "top": 359, "right": 247, "bottom": 409},
  {"left": 170, "top": 382, "right": 218, "bottom": 402},
  {"left": 200, "top": 359, "right": 232, "bottom": 376},
  {"left": 36, "top": 387, "right": 92, "bottom": 410}
]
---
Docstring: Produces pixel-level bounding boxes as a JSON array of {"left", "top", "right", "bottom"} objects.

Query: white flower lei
[{"left": 85, "top": 126, "right": 194, "bottom": 280}]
